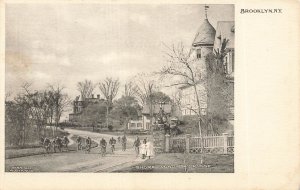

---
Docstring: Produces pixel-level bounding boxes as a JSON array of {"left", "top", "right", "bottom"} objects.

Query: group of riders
[
  {"left": 40, "top": 136, "right": 70, "bottom": 153},
  {"left": 75, "top": 135, "right": 128, "bottom": 156},
  {"left": 41, "top": 134, "right": 150, "bottom": 158}
]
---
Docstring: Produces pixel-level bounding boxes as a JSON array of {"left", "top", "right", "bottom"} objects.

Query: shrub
[{"left": 108, "top": 125, "right": 113, "bottom": 131}]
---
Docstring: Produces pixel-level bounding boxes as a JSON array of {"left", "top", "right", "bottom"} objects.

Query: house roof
[
  {"left": 214, "top": 21, "right": 235, "bottom": 50},
  {"left": 192, "top": 19, "right": 216, "bottom": 47},
  {"left": 142, "top": 104, "right": 172, "bottom": 115}
]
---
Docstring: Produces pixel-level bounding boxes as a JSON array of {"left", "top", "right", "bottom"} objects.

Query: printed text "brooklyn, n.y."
[{"left": 240, "top": 9, "right": 282, "bottom": 14}]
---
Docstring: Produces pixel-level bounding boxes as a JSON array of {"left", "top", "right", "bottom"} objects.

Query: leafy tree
[
  {"left": 205, "top": 39, "right": 233, "bottom": 125},
  {"left": 78, "top": 102, "right": 107, "bottom": 129},
  {"left": 147, "top": 91, "right": 172, "bottom": 105},
  {"left": 111, "top": 95, "right": 141, "bottom": 129},
  {"left": 5, "top": 97, "right": 31, "bottom": 146}
]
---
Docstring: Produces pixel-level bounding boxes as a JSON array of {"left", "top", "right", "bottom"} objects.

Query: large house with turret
[{"left": 179, "top": 9, "right": 234, "bottom": 122}]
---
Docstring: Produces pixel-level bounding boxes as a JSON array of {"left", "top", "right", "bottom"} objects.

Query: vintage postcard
[{"left": 1, "top": 0, "right": 299, "bottom": 190}]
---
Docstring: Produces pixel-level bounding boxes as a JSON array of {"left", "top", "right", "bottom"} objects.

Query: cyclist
[
  {"left": 100, "top": 138, "right": 107, "bottom": 156},
  {"left": 109, "top": 137, "right": 116, "bottom": 153},
  {"left": 121, "top": 135, "right": 127, "bottom": 151},
  {"left": 63, "top": 136, "right": 70, "bottom": 151},
  {"left": 85, "top": 137, "right": 92, "bottom": 153},
  {"left": 76, "top": 136, "right": 82, "bottom": 151}
]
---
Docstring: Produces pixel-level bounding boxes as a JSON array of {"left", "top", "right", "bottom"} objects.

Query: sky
[{"left": 6, "top": 4, "right": 234, "bottom": 104}]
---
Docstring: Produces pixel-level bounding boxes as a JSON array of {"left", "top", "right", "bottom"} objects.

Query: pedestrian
[
  {"left": 146, "top": 140, "right": 154, "bottom": 159},
  {"left": 140, "top": 139, "right": 147, "bottom": 159},
  {"left": 133, "top": 136, "right": 141, "bottom": 156}
]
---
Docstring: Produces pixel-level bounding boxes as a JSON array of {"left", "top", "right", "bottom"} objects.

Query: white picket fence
[{"left": 167, "top": 133, "right": 234, "bottom": 154}]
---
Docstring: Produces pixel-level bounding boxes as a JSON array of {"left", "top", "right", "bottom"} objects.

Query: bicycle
[
  {"left": 100, "top": 145, "right": 106, "bottom": 157},
  {"left": 77, "top": 142, "right": 82, "bottom": 151},
  {"left": 111, "top": 144, "right": 115, "bottom": 153},
  {"left": 85, "top": 144, "right": 91, "bottom": 153}
]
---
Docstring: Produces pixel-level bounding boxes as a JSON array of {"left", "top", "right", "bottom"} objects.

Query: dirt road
[{"left": 5, "top": 129, "right": 145, "bottom": 172}]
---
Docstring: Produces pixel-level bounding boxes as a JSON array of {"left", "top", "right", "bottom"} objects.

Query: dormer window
[{"left": 196, "top": 49, "right": 201, "bottom": 59}]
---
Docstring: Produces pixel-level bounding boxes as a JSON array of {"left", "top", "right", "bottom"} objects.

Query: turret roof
[{"left": 192, "top": 19, "right": 216, "bottom": 47}]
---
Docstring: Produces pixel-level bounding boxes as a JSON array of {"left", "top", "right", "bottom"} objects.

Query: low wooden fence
[{"left": 167, "top": 133, "right": 234, "bottom": 154}]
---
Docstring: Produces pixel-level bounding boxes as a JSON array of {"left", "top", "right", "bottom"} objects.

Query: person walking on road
[
  {"left": 133, "top": 136, "right": 141, "bottom": 156},
  {"left": 140, "top": 139, "right": 147, "bottom": 159},
  {"left": 146, "top": 140, "right": 154, "bottom": 159}
]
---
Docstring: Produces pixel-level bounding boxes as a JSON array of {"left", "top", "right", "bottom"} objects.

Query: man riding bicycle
[
  {"left": 43, "top": 137, "right": 51, "bottom": 153},
  {"left": 100, "top": 138, "right": 107, "bottom": 156},
  {"left": 76, "top": 136, "right": 82, "bottom": 151},
  {"left": 63, "top": 136, "right": 70, "bottom": 151},
  {"left": 121, "top": 135, "right": 127, "bottom": 151},
  {"left": 109, "top": 137, "right": 116, "bottom": 153},
  {"left": 85, "top": 137, "right": 92, "bottom": 153},
  {"left": 54, "top": 136, "right": 62, "bottom": 152}
]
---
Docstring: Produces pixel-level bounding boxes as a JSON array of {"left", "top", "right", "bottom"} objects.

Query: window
[
  {"left": 146, "top": 123, "right": 150, "bottom": 130},
  {"left": 196, "top": 49, "right": 201, "bottom": 59}
]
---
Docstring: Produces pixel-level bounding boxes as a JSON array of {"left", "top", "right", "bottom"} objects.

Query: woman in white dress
[
  {"left": 140, "top": 140, "right": 147, "bottom": 159},
  {"left": 146, "top": 141, "right": 154, "bottom": 159}
]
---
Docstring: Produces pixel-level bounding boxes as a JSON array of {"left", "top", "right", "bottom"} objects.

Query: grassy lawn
[{"left": 115, "top": 153, "right": 234, "bottom": 173}]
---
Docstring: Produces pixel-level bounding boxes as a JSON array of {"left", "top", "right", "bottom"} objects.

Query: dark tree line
[{"left": 5, "top": 83, "right": 70, "bottom": 146}]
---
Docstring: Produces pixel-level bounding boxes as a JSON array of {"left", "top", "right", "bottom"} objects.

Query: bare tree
[
  {"left": 21, "top": 83, "right": 51, "bottom": 138},
  {"left": 130, "top": 73, "right": 162, "bottom": 135},
  {"left": 48, "top": 84, "right": 71, "bottom": 136},
  {"left": 159, "top": 43, "right": 206, "bottom": 137},
  {"left": 77, "top": 79, "right": 95, "bottom": 101},
  {"left": 131, "top": 73, "right": 158, "bottom": 106},
  {"left": 99, "top": 77, "right": 120, "bottom": 128},
  {"left": 99, "top": 77, "right": 120, "bottom": 105},
  {"left": 124, "top": 81, "right": 138, "bottom": 97}
]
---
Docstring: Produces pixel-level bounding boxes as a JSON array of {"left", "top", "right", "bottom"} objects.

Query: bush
[{"left": 108, "top": 125, "right": 113, "bottom": 131}]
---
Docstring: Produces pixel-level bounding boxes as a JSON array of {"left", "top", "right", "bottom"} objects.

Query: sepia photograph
[{"left": 5, "top": 4, "right": 235, "bottom": 173}]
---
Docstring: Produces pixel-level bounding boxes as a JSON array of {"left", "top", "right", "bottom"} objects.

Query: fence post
[
  {"left": 185, "top": 134, "right": 191, "bottom": 154},
  {"left": 223, "top": 133, "right": 228, "bottom": 154},
  {"left": 165, "top": 134, "right": 170, "bottom": 153}
]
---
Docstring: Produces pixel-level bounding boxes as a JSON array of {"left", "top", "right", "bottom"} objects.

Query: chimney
[
  {"left": 97, "top": 94, "right": 100, "bottom": 99},
  {"left": 92, "top": 94, "right": 94, "bottom": 98}
]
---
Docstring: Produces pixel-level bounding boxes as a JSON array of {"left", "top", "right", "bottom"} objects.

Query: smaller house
[{"left": 127, "top": 104, "right": 173, "bottom": 131}]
